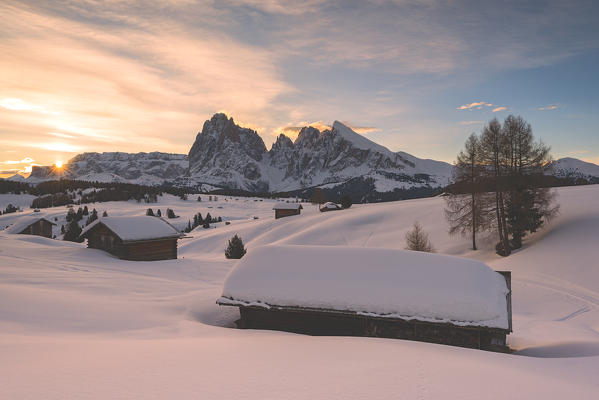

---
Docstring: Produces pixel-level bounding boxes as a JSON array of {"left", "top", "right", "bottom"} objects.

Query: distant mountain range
[{"left": 6, "top": 113, "right": 599, "bottom": 197}]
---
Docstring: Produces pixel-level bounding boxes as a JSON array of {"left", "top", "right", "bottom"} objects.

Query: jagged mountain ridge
[
  {"left": 9, "top": 113, "right": 599, "bottom": 194},
  {"left": 26, "top": 152, "right": 188, "bottom": 186},
  {"left": 185, "top": 113, "right": 453, "bottom": 192}
]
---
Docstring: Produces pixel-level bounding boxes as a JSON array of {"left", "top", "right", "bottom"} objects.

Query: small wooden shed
[
  {"left": 6, "top": 216, "right": 55, "bottom": 238},
  {"left": 273, "top": 203, "right": 303, "bottom": 219},
  {"left": 217, "top": 245, "right": 512, "bottom": 352},
  {"left": 80, "top": 216, "right": 182, "bottom": 261}
]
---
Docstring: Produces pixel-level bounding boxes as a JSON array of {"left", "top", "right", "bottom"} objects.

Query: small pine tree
[
  {"left": 185, "top": 220, "right": 192, "bottom": 233},
  {"left": 156, "top": 209, "right": 162, "bottom": 217},
  {"left": 405, "top": 222, "right": 435, "bottom": 252},
  {"left": 63, "top": 220, "right": 83, "bottom": 242},
  {"left": 60, "top": 224, "right": 65, "bottom": 234},
  {"left": 197, "top": 195, "right": 202, "bottom": 202},
  {"left": 225, "top": 234, "right": 247, "bottom": 259},
  {"left": 205, "top": 212, "right": 212, "bottom": 223},
  {"left": 166, "top": 208, "right": 177, "bottom": 219},
  {"left": 146, "top": 208, "right": 155, "bottom": 216},
  {"left": 203, "top": 221, "right": 210, "bottom": 229},
  {"left": 340, "top": 195, "right": 352, "bottom": 209},
  {"left": 102, "top": 210, "right": 108, "bottom": 217},
  {"left": 82, "top": 205, "right": 89, "bottom": 215}
]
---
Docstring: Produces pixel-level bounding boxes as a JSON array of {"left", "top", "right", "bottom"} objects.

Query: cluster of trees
[
  {"left": 145, "top": 208, "right": 162, "bottom": 217},
  {"left": 1, "top": 203, "right": 19, "bottom": 215},
  {"left": 183, "top": 212, "right": 222, "bottom": 232},
  {"left": 62, "top": 207, "right": 107, "bottom": 242},
  {"left": 445, "top": 115, "right": 559, "bottom": 256},
  {"left": 31, "top": 192, "right": 74, "bottom": 209}
]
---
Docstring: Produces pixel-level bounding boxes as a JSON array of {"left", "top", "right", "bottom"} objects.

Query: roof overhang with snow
[
  {"left": 218, "top": 245, "right": 511, "bottom": 330},
  {"left": 80, "top": 216, "right": 182, "bottom": 243},
  {"left": 5, "top": 216, "right": 56, "bottom": 234},
  {"left": 272, "top": 203, "right": 303, "bottom": 210}
]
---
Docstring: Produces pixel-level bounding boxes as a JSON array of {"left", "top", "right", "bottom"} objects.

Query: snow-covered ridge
[
  {"left": 187, "top": 114, "right": 454, "bottom": 192},
  {"left": 546, "top": 157, "right": 599, "bottom": 180},
  {"left": 25, "top": 152, "right": 188, "bottom": 185}
]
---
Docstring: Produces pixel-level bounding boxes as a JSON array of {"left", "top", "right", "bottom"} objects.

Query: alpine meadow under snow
[{"left": 1, "top": 185, "right": 599, "bottom": 399}]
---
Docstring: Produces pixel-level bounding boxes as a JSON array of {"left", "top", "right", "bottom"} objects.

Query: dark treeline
[
  {"left": 18, "top": 180, "right": 200, "bottom": 209},
  {"left": 445, "top": 115, "right": 560, "bottom": 256}
]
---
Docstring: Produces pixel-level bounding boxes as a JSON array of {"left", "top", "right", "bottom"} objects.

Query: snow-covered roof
[
  {"left": 80, "top": 216, "right": 182, "bottom": 242},
  {"left": 272, "top": 203, "right": 303, "bottom": 210},
  {"left": 218, "top": 245, "right": 510, "bottom": 330},
  {"left": 321, "top": 202, "right": 340, "bottom": 209},
  {"left": 5, "top": 216, "right": 55, "bottom": 234}
]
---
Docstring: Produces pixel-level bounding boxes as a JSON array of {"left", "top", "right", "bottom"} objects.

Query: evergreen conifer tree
[
  {"left": 225, "top": 234, "right": 247, "bottom": 259},
  {"left": 63, "top": 220, "right": 83, "bottom": 242},
  {"left": 146, "top": 208, "right": 155, "bottom": 216}
]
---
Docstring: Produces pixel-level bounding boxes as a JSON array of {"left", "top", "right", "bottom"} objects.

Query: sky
[{"left": 1, "top": 0, "right": 598, "bottom": 177}]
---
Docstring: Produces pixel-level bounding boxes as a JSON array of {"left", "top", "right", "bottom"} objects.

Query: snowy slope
[
  {"left": 547, "top": 157, "right": 599, "bottom": 180},
  {"left": 1, "top": 174, "right": 599, "bottom": 398}
]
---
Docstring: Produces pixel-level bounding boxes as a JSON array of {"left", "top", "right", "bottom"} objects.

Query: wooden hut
[
  {"left": 80, "top": 216, "right": 182, "bottom": 261},
  {"left": 6, "top": 216, "right": 55, "bottom": 238},
  {"left": 273, "top": 203, "right": 303, "bottom": 219},
  {"left": 217, "top": 245, "right": 512, "bottom": 352}
]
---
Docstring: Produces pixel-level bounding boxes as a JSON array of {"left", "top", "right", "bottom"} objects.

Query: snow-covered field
[{"left": 1, "top": 186, "right": 599, "bottom": 399}]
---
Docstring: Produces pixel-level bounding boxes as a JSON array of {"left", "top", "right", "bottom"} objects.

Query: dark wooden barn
[
  {"left": 217, "top": 245, "right": 512, "bottom": 352},
  {"left": 273, "top": 203, "right": 303, "bottom": 219},
  {"left": 6, "top": 216, "right": 55, "bottom": 238},
  {"left": 80, "top": 216, "right": 182, "bottom": 261}
]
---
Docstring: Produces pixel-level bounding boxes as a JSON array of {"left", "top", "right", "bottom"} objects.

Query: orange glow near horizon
[{"left": 55, "top": 160, "right": 63, "bottom": 168}]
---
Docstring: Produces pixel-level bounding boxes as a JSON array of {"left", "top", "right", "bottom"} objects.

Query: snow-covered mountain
[
  {"left": 26, "top": 152, "right": 188, "bottom": 186},
  {"left": 545, "top": 157, "right": 599, "bottom": 181},
  {"left": 13, "top": 113, "right": 598, "bottom": 194},
  {"left": 186, "top": 113, "right": 453, "bottom": 192}
]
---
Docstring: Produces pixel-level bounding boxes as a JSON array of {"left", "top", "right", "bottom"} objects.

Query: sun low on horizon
[{"left": 1, "top": 0, "right": 598, "bottom": 180}]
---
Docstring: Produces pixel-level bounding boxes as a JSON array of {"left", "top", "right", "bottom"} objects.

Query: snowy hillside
[
  {"left": 547, "top": 157, "right": 599, "bottom": 181},
  {"left": 1, "top": 185, "right": 599, "bottom": 398}
]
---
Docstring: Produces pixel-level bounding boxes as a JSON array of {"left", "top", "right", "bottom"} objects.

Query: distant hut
[
  {"left": 319, "top": 202, "right": 342, "bottom": 212},
  {"left": 80, "top": 216, "right": 182, "bottom": 261},
  {"left": 6, "top": 216, "right": 55, "bottom": 238},
  {"left": 273, "top": 203, "right": 303, "bottom": 219},
  {"left": 217, "top": 245, "right": 512, "bottom": 352}
]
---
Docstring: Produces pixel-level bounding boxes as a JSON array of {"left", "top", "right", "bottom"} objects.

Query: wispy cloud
[
  {"left": 2, "top": 157, "right": 34, "bottom": 164},
  {"left": 456, "top": 102, "right": 493, "bottom": 110},
  {"left": 492, "top": 106, "right": 507, "bottom": 112},
  {"left": 569, "top": 150, "right": 589, "bottom": 155},
  {"left": 0, "top": 98, "right": 59, "bottom": 115},
  {"left": 538, "top": 104, "right": 560, "bottom": 111}
]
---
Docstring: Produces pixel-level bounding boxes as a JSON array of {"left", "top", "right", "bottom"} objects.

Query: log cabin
[
  {"left": 6, "top": 216, "right": 55, "bottom": 238},
  {"left": 217, "top": 245, "right": 512, "bottom": 352},
  {"left": 273, "top": 203, "right": 303, "bottom": 219},
  {"left": 80, "top": 216, "right": 182, "bottom": 261}
]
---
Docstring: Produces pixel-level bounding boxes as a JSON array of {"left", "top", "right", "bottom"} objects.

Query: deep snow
[
  {"left": 220, "top": 245, "right": 509, "bottom": 329},
  {"left": 1, "top": 185, "right": 599, "bottom": 399}
]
